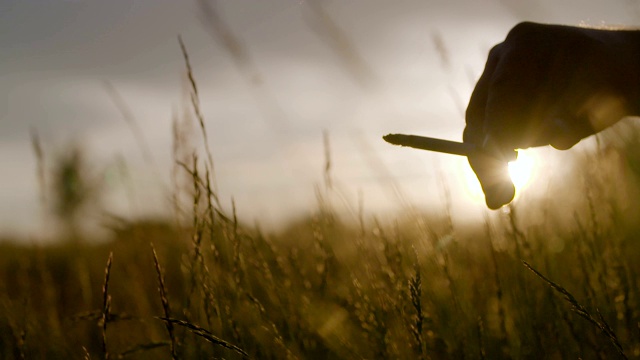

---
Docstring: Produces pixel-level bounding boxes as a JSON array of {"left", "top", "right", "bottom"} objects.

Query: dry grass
[
  {"left": 3, "top": 10, "right": 640, "bottom": 359},
  {"left": 523, "top": 260, "right": 627, "bottom": 359},
  {"left": 151, "top": 242, "right": 177, "bottom": 360},
  {"left": 101, "top": 252, "right": 113, "bottom": 360},
  {"left": 2, "top": 161, "right": 640, "bottom": 358}
]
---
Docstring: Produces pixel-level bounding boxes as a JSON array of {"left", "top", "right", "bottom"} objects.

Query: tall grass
[
  {"left": 5, "top": 119, "right": 640, "bottom": 359},
  {"left": 3, "top": 8, "right": 640, "bottom": 358},
  {"left": 2, "top": 142, "right": 640, "bottom": 358}
]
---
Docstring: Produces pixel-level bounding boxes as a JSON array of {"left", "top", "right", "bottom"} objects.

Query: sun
[
  {"left": 461, "top": 149, "right": 537, "bottom": 203},
  {"left": 508, "top": 150, "right": 535, "bottom": 191}
]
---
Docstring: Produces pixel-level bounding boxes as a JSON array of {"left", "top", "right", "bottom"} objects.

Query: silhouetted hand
[{"left": 464, "top": 22, "right": 640, "bottom": 209}]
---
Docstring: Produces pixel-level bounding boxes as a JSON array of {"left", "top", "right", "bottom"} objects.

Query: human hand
[{"left": 464, "top": 22, "right": 640, "bottom": 209}]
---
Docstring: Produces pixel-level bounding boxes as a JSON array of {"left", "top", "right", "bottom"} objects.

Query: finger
[
  {"left": 464, "top": 44, "right": 515, "bottom": 208},
  {"left": 464, "top": 44, "right": 503, "bottom": 145},
  {"left": 548, "top": 115, "right": 595, "bottom": 150},
  {"left": 549, "top": 118, "right": 580, "bottom": 150},
  {"left": 468, "top": 154, "right": 515, "bottom": 209}
]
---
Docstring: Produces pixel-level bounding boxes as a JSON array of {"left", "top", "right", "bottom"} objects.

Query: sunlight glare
[
  {"left": 461, "top": 150, "right": 537, "bottom": 204},
  {"left": 462, "top": 160, "right": 485, "bottom": 203},
  {"left": 508, "top": 150, "right": 535, "bottom": 191}
]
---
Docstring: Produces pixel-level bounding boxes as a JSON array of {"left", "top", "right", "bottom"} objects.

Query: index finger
[{"left": 464, "top": 44, "right": 503, "bottom": 145}]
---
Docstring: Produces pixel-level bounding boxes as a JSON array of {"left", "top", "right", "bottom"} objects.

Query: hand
[{"left": 464, "top": 22, "right": 640, "bottom": 209}]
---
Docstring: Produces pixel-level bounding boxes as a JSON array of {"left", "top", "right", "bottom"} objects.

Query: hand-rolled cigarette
[{"left": 383, "top": 133, "right": 517, "bottom": 162}]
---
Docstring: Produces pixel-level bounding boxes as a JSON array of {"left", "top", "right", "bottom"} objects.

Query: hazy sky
[{"left": 2, "top": 0, "right": 639, "bottom": 238}]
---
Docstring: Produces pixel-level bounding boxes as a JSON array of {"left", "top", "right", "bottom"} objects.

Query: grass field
[
  {"left": 4, "top": 25, "right": 640, "bottom": 359},
  {"left": 3, "top": 121, "right": 640, "bottom": 359}
]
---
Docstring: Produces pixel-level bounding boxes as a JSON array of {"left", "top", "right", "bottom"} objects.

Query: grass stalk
[
  {"left": 409, "top": 261, "right": 426, "bottom": 360},
  {"left": 523, "top": 261, "right": 627, "bottom": 359},
  {"left": 101, "top": 252, "right": 113, "bottom": 360},
  {"left": 158, "top": 317, "right": 250, "bottom": 358},
  {"left": 30, "top": 128, "right": 46, "bottom": 208},
  {"left": 177, "top": 35, "right": 218, "bottom": 195},
  {"left": 150, "top": 242, "right": 178, "bottom": 360}
]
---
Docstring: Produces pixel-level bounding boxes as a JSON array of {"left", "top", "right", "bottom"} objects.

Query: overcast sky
[{"left": 1, "top": 0, "right": 639, "bottom": 238}]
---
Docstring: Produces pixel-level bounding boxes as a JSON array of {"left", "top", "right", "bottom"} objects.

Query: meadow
[
  {"left": 4, "top": 11, "right": 640, "bottom": 358},
  {"left": 3, "top": 111, "right": 640, "bottom": 360}
]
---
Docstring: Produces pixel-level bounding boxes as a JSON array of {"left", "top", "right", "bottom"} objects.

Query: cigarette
[{"left": 383, "top": 133, "right": 517, "bottom": 162}]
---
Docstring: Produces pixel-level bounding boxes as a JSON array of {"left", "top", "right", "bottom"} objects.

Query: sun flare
[
  {"left": 508, "top": 150, "right": 535, "bottom": 190},
  {"left": 461, "top": 150, "right": 537, "bottom": 203}
]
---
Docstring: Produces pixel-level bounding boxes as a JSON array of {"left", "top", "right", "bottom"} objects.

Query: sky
[{"left": 1, "top": 0, "right": 639, "bottom": 238}]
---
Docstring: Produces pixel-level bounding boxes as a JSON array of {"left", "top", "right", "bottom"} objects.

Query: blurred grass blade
[
  {"left": 523, "top": 261, "right": 627, "bottom": 359},
  {"left": 158, "top": 317, "right": 250, "bottom": 358}
]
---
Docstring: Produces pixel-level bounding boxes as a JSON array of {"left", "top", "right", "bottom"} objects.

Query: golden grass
[
  {"left": 3, "top": 22, "right": 640, "bottom": 359},
  {"left": 1, "top": 181, "right": 640, "bottom": 358}
]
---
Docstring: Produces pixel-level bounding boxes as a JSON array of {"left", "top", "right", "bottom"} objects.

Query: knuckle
[
  {"left": 507, "top": 21, "right": 539, "bottom": 38},
  {"left": 488, "top": 43, "right": 504, "bottom": 59},
  {"left": 504, "top": 21, "right": 545, "bottom": 47}
]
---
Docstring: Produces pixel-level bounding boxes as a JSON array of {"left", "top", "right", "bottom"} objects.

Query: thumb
[
  {"left": 468, "top": 150, "right": 515, "bottom": 209},
  {"left": 548, "top": 116, "right": 594, "bottom": 150}
]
